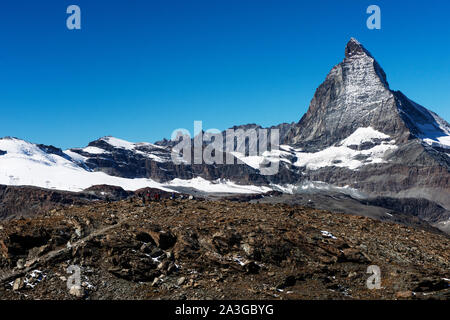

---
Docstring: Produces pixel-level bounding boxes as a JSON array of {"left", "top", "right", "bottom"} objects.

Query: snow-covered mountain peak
[
  {"left": 341, "top": 38, "right": 389, "bottom": 90},
  {"left": 0, "top": 137, "right": 73, "bottom": 167},
  {"left": 99, "top": 136, "right": 136, "bottom": 150},
  {"left": 285, "top": 38, "right": 398, "bottom": 149},
  {"left": 98, "top": 136, "right": 165, "bottom": 151}
]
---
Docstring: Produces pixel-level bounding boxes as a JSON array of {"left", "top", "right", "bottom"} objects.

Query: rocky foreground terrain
[{"left": 0, "top": 197, "right": 448, "bottom": 300}]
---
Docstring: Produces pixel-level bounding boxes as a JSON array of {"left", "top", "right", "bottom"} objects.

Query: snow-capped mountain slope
[
  {"left": 394, "top": 91, "right": 450, "bottom": 150},
  {"left": 67, "top": 136, "right": 172, "bottom": 164},
  {"left": 0, "top": 137, "right": 270, "bottom": 194},
  {"left": 0, "top": 137, "right": 167, "bottom": 192},
  {"left": 231, "top": 127, "right": 398, "bottom": 171}
]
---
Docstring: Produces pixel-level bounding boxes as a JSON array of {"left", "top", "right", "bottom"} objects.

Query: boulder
[
  {"left": 173, "top": 231, "right": 200, "bottom": 260},
  {"left": 12, "top": 277, "right": 24, "bottom": 291}
]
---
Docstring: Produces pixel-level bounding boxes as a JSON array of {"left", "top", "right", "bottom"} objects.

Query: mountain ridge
[{"left": 0, "top": 38, "right": 449, "bottom": 232}]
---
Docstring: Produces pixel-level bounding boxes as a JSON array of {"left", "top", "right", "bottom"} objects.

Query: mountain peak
[
  {"left": 285, "top": 38, "right": 404, "bottom": 149},
  {"left": 345, "top": 38, "right": 372, "bottom": 58}
]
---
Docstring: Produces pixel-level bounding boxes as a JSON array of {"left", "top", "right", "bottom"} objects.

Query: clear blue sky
[{"left": 0, "top": 0, "right": 449, "bottom": 149}]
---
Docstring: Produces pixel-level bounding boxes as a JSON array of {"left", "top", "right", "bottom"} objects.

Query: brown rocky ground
[{"left": 0, "top": 198, "right": 448, "bottom": 300}]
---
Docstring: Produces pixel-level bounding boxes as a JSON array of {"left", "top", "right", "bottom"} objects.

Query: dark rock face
[{"left": 36, "top": 144, "right": 71, "bottom": 161}]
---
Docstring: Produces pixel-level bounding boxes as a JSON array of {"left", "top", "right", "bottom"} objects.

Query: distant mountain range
[{"left": 1, "top": 38, "right": 449, "bottom": 232}]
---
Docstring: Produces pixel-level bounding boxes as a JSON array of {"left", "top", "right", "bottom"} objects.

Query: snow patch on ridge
[
  {"left": 397, "top": 97, "right": 450, "bottom": 150},
  {"left": 101, "top": 136, "right": 136, "bottom": 150},
  {"left": 339, "top": 127, "right": 391, "bottom": 147},
  {"left": 166, "top": 177, "right": 272, "bottom": 194},
  {"left": 270, "top": 181, "right": 366, "bottom": 199},
  {"left": 296, "top": 181, "right": 366, "bottom": 199},
  {"left": 99, "top": 136, "right": 170, "bottom": 162},
  {"left": 230, "top": 146, "right": 292, "bottom": 171},
  {"left": 228, "top": 128, "right": 396, "bottom": 173},
  {"left": 417, "top": 112, "right": 450, "bottom": 150},
  {"left": 66, "top": 137, "right": 171, "bottom": 163},
  {"left": 101, "top": 136, "right": 166, "bottom": 151},
  {"left": 293, "top": 127, "right": 397, "bottom": 170},
  {"left": 63, "top": 150, "right": 88, "bottom": 164},
  {"left": 82, "top": 146, "right": 108, "bottom": 154}
]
